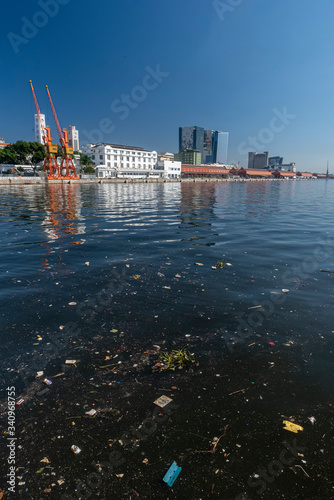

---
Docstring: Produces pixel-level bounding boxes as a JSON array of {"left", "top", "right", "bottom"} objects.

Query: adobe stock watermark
[
  {"left": 230, "top": 438, "right": 306, "bottom": 499},
  {"left": 238, "top": 107, "right": 296, "bottom": 155},
  {"left": 222, "top": 233, "right": 334, "bottom": 353},
  {"left": 82, "top": 64, "right": 170, "bottom": 144},
  {"left": 7, "top": 0, "right": 71, "bottom": 54},
  {"left": 213, "top": 0, "right": 244, "bottom": 22}
]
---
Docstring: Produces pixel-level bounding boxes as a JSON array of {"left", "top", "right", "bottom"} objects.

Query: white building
[
  {"left": 95, "top": 166, "right": 117, "bottom": 178},
  {"left": 156, "top": 160, "right": 181, "bottom": 179},
  {"left": 68, "top": 125, "right": 79, "bottom": 151},
  {"left": 81, "top": 143, "right": 158, "bottom": 179},
  {"left": 268, "top": 162, "right": 296, "bottom": 173},
  {"left": 35, "top": 114, "right": 46, "bottom": 144}
]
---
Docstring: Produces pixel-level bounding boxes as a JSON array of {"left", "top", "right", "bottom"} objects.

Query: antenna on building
[{"left": 326, "top": 160, "right": 329, "bottom": 177}]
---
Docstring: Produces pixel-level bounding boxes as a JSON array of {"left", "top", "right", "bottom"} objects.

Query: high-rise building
[
  {"left": 34, "top": 113, "right": 46, "bottom": 144},
  {"left": 204, "top": 130, "right": 214, "bottom": 163},
  {"left": 68, "top": 125, "right": 80, "bottom": 151},
  {"left": 248, "top": 152, "right": 269, "bottom": 169},
  {"left": 179, "top": 126, "right": 204, "bottom": 160},
  {"left": 212, "top": 131, "right": 229, "bottom": 164},
  {"left": 269, "top": 156, "right": 283, "bottom": 166},
  {"left": 175, "top": 149, "right": 201, "bottom": 165}
]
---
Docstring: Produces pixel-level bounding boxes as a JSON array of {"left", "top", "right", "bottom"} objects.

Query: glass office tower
[{"left": 212, "top": 131, "right": 229, "bottom": 164}]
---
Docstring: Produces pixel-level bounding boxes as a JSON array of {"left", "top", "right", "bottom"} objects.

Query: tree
[
  {"left": 83, "top": 165, "right": 95, "bottom": 174},
  {"left": 30, "top": 142, "right": 45, "bottom": 166},
  {"left": 80, "top": 154, "right": 94, "bottom": 167},
  {"left": 271, "top": 170, "right": 281, "bottom": 178},
  {"left": 0, "top": 147, "right": 16, "bottom": 164},
  {"left": 0, "top": 141, "right": 45, "bottom": 165},
  {"left": 296, "top": 171, "right": 302, "bottom": 177}
]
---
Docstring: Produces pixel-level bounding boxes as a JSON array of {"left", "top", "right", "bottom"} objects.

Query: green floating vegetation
[
  {"left": 158, "top": 349, "right": 196, "bottom": 371},
  {"left": 216, "top": 259, "right": 227, "bottom": 268}
]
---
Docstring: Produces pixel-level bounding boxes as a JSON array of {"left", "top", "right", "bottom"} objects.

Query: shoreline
[{"left": 0, "top": 176, "right": 321, "bottom": 186}]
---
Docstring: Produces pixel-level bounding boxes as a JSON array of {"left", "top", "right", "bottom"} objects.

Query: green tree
[
  {"left": 0, "top": 147, "right": 16, "bottom": 164},
  {"left": 83, "top": 165, "right": 95, "bottom": 174},
  {"left": 30, "top": 142, "right": 45, "bottom": 166},
  {"left": 80, "top": 154, "right": 94, "bottom": 167},
  {"left": 0, "top": 141, "right": 45, "bottom": 166}
]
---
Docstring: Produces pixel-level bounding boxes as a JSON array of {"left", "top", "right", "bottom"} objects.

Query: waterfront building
[
  {"left": 179, "top": 126, "right": 204, "bottom": 160},
  {"left": 34, "top": 113, "right": 46, "bottom": 144},
  {"left": 67, "top": 125, "right": 80, "bottom": 151},
  {"left": 158, "top": 152, "right": 174, "bottom": 161},
  {"left": 203, "top": 130, "right": 214, "bottom": 163},
  {"left": 81, "top": 142, "right": 158, "bottom": 179},
  {"left": 155, "top": 160, "right": 181, "bottom": 179},
  {"left": 269, "top": 156, "right": 283, "bottom": 166},
  {"left": 268, "top": 162, "right": 296, "bottom": 173},
  {"left": 212, "top": 131, "right": 229, "bottom": 164},
  {"left": 203, "top": 130, "right": 229, "bottom": 163},
  {"left": 248, "top": 151, "right": 269, "bottom": 169},
  {"left": 0, "top": 138, "right": 11, "bottom": 149},
  {"left": 175, "top": 149, "right": 201, "bottom": 165}
]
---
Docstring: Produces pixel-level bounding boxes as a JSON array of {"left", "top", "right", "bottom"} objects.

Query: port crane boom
[
  {"left": 45, "top": 85, "right": 78, "bottom": 179},
  {"left": 29, "top": 80, "right": 59, "bottom": 178}
]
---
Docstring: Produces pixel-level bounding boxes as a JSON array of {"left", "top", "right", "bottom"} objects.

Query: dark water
[{"left": 1, "top": 181, "right": 334, "bottom": 499}]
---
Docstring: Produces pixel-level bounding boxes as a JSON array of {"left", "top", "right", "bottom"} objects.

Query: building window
[
  {"left": 114, "top": 162, "right": 117, "bottom": 167},
  {"left": 121, "top": 163, "right": 124, "bottom": 167},
  {"left": 114, "top": 150, "right": 118, "bottom": 154},
  {"left": 107, "top": 162, "right": 111, "bottom": 167},
  {"left": 120, "top": 156, "right": 123, "bottom": 160},
  {"left": 100, "top": 155, "right": 103, "bottom": 160},
  {"left": 126, "top": 156, "right": 130, "bottom": 161},
  {"left": 107, "top": 155, "right": 110, "bottom": 160},
  {"left": 127, "top": 163, "right": 130, "bottom": 167},
  {"left": 132, "top": 152, "right": 135, "bottom": 155},
  {"left": 92, "top": 155, "right": 95, "bottom": 159}
]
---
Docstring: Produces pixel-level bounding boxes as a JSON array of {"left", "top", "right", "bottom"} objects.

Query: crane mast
[{"left": 29, "top": 80, "right": 59, "bottom": 178}]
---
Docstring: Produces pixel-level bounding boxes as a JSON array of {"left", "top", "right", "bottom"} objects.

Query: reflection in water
[{"left": 41, "top": 184, "right": 86, "bottom": 270}]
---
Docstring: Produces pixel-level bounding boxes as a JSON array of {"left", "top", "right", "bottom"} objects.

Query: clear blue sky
[{"left": 1, "top": 0, "right": 334, "bottom": 172}]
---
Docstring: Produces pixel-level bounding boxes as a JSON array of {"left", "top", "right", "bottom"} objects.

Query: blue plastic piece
[{"left": 163, "top": 461, "right": 182, "bottom": 487}]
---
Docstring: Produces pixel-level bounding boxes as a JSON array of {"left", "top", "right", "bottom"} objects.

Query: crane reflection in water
[{"left": 41, "top": 184, "right": 86, "bottom": 272}]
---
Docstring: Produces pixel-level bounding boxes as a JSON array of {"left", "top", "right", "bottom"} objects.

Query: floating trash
[
  {"left": 283, "top": 420, "right": 303, "bottom": 433},
  {"left": 163, "top": 461, "right": 182, "bottom": 487},
  {"left": 154, "top": 395, "right": 173, "bottom": 408},
  {"left": 71, "top": 445, "right": 81, "bottom": 454}
]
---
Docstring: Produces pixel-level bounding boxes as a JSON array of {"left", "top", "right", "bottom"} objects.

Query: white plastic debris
[
  {"left": 85, "top": 409, "right": 97, "bottom": 416},
  {"left": 71, "top": 445, "right": 81, "bottom": 454}
]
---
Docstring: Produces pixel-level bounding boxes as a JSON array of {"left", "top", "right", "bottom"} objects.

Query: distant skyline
[{"left": 2, "top": 0, "right": 334, "bottom": 172}]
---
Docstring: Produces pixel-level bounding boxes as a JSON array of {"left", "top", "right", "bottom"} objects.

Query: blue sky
[{"left": 1, "top": 0, "right": 334, "bottom": 171}]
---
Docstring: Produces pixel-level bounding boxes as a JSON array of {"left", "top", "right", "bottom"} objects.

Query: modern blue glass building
[
  {"left": 212, "top": 131, "right": 229, "bottom": 164},
  {"left": 179, "top": 126, "right": 204, "bottom": 161}
]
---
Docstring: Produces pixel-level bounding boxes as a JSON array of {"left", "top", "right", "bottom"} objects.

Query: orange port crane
[
  {"left": 29, "top": 80, "right": 59, "bottom": 178},
  {"left": 45, "top": 85, "right": 78, "bottom": 179}
]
